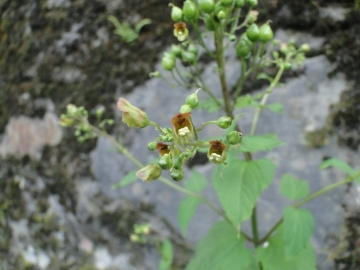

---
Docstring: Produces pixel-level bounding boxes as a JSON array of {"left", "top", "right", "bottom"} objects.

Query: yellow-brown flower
[
  {"left": 207, "top": 140, "right": 227, "bottom": 164},
  {"left": 171, "top": 112, "right": 194, "bottom": 141},
  {"left": 173, "top": 22, "right": 189, "bottom": 42}
]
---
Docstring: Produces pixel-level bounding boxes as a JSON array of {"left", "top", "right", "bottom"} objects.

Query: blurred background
[{"left": 1, "top": 0, "right": 360, "bottom": 269}]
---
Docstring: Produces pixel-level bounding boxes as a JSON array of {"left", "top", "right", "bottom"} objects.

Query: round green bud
[
  {"left": 161, "top": 56, "right": 175, "bottom": 71},
  {"left": 235, "top": 0, "right": 245, "bottom": 8},
  {"left": 228, "top": 34, "right": 236, "bottom": 42},
  {"left": 180, "top": 151, "right": 191, "bottom": 160},
  {"left": 185, "top": 90, "right": 200, "bottom": 109},
  {"left": 180, "top": 104, "right": 192, "bottom": 113},
  {"left": 259, "top": 23, "right": 274, "bottom": 43},
  {"left": 170, "top": 168, "right": 184, "bottom": 181},
  {"left": 147, "top": 141, "right": 157, "bottom": 151},
  {"left": 246, "top": 0, "right": 258, "bottom": 7},
  {"left": 214, "top": 2, "right": 229, "bottom": 20},
  {"left": 187, "top": 43, "right": 198, "bottom": 56},
  {"left": 284, "top": 62, "right": 292, "bottom": 70},
  {"left": 236, "top": 39, "right": 251, "bottom": 58},
  {"left": 299, "top": 43, "right": 310, "bottom": 52},
  {"left": 226, "top": 131, "right": 242, "bottom": 145},
  {"left": 199, "top": 0, "right": 215, "bottom": 14},
  {"left": 220, "top": 0, "right": 233, "bottom": 6},
  {"left": 172, "top": 155, "right": 183, "bottom": 170},
  {"left": 181, "top": 51, "right": 197, "bottom": 66},
  {"left": 183, "top": 0, "right": 197, "bottom": 20},
  {"left": 158, "top": 154, "right": 173, "bottom": 170},
  {"left": 216, "top": 116, "right": 232, "bottom": 129},
  {"left": 171, "top": 5, "right": 183, "bottom": 22},
  {"left": 216, "top": 10, "right": 226, "bottom": 20},
  {"left": 246, "top": 23, "right": 260, "bottom": 42},
  {"left": 171, "top": 44, "right": 182, "bottom": 58}
]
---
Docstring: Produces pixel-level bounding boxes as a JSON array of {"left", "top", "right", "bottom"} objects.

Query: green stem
[
  {"left": 149, "top": 121, "right": 166, "bottom": 135},
  {"left": 251, "top": 205, "right": 260, "bottom": 246},
  {"left": 259, "top": 172, "right": 360, "bottom": 244},
  {"left": 192, "top": 22, "right": 215, "bottom": 58}
]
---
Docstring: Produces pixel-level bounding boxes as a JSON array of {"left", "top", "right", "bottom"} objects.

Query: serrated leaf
[
  {"left": 112, "top": 170, "right": 137, "bottom": 189},
  {"left": 257, "top": 73, "right": 274, "bottom": 83},
  {"left": 213, "top": 158, "right": 275, "bottom": 224},
  {"left": 320, "top": 158, "right": 360, "bottom": 183},
  {"left": 280, "top": 174, "right": 309, "bottom": 200},
  {"left": 197, "top": 98, "right": 222, "bottom": 112},
  {"left": 234, "top": 94, "right": 253, "bottom": 109},
  {"left": 283, "top": 207, "right": 314, "bottom": 259},
  {"left": 266, "top": 103, "right": 284, "bottom": 113},
  {"left": 184, "top": 170, "right": 207, "bottom": 192},
  {"left": 257, "top": 227, "right": 316, "bottom": 270},
  {"left": 239, "top": 134, "right": 284, "bottom": 153},
  {"left": 186, "top": 220, "right": 253, "bottom": 270},
  {"left": 178, "top": 196, "right": 202, "bottom": 237},
  {"left": 159, "top": 238, "right": 173, "bottom": 270}
]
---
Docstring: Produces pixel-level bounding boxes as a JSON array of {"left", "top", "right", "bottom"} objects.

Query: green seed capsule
[
  {"left": 226, "top": 130, "right": 242, "bottom": 145},
  {"left": 172, "top": 155, "right": 183, "bottom": 170},
  {"left": 147, "top": 141, "right": 157, "bottom": 151},
  {"left": 220, "top": 0, "right": 233, "bottom": 6},
  {"left": 246, "top": 0, "right": 258, "bottom": 7},
  {"left": 170, "top": 168, "right": 184, "bottom": 181},
  {"left": 185, "top": 90, "right": 200, "bottom": 109},
  {"left": 161, "top": 56, "right": 175, "bottom": 71},
  {"left": 183, "top": 0, "right": 197, "bottom": 20},
  {"left": 216, "top": 116, "right": 232, "bottom": 129},
  {"left": 246, "top": 23, "right": 260, "bottom": 42},
  {"left": 158, "top": 154, "right": 173, "bottom": 170},
  {"left": 171, "top": 5, "right": 183, "bottom": 22},
  {"left": 205, "top": 16, "right": 216, "bottom": 31},
  {"left": 181, "top": 51, "right": 196, "bottom": 66},
  {"left": 187, "top": 43, "right": 198, "bottom": 56},
  {"left": 180, "top": 104, "right": 192, "bottom": 113},
  {"left": 236, "top": 39, "right": 251, "bottom": 58},
  {"left": 284, "top": 62, "right": 292, "bottom": 70},
  {"left": 199, "top": 0, "right": 215, "bottom": 14},
  {"left": 259, "top": 23, "right": 274, "bottom": 43},
  {"left": 235, "top": 0, "right": 245, "bottom": 8},
  {"left": 171, "top": 44, "right": 182, "bottom": 58}
]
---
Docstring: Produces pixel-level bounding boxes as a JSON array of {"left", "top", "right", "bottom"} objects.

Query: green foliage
[
  {"left": 320, "top": 158, "right": 360, "bottom": 183},
  {"left": 266, "top": 102, "right": 284, "bottom": 114},
  {"left": 108, "top": 16, "right": 151, "bottom": 43},
  {"left": 280, "top": 174, "right": 310, "bottom": 200},
  {"left": 197, "top": 97, "right": 222, "bottom": 112},
  {"left": 159, "top": 238, "right": 173, "bottom": 270},
  {"left": 186, "top": 221, "right": 253, "bottom": 270},
  {"left": 112, "top": 170, "right": 138, "bottom": 189},
  {"left": 257, "top": 226, "right": 316, "bottom": 270},
  {"left": 283, "top": 207, "right": 314, "bottom": 259},
  {"left": 178, "top": 171, "right": 207, "bottom": 236},
  {"left": 213, "top": 158, "right": 275, "bottom": 224},
  {"left": 238, "top": 134, "right": 284, "bottom": 153}
]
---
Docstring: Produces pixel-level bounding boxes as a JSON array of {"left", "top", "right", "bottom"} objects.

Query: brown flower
[
  {"left": 173, "top": 22, "right": 189, "bottom": 42},
  {"left": 171, "top": 112, "right": 194, "bottom": 141},
  {"left": 207, "top": 140, "right": 227, "bottom": 164}
]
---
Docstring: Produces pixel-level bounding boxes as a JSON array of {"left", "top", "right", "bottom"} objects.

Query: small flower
[
  {"left": 207, "top": 140, "right": 227, "bottom": 164},
  {"left": 117, "top": 98, "right": 150, "bottom": 128},
  {"left": 136, "top": 164, "right": 162, "bottom": 183},
  {"left": 156, "top": 142, "right": 171, "bottom": 157},
  {"left": 171, "top": 112, "right": 194, "bottom": 141},
  {"left": 173, "top": 22, "right": 189, "bottom": 42}
]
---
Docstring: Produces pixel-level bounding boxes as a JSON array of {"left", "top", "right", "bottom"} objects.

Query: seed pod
[
  {"left": 172, "top": 155, "right": 183, "bottom": 170},
  {"left": 171, "top": 44, "right": 182, "bottom": 58},
  {"left": 185, "top": 89, "right": 200, "bottom": 109},
  {"left": 220, "top": 0, "right": 233, "bottom": 6},
  {"left": 205, "top": 16, "right": 216, "bottom": 31},
  {"left": 170, "top": 168, "right": 184, "bottom": 181},
  {"left": 235, "top": 0, "right": 245, "bottom": 8},
  {"left": 236, "top": 39, "right": 251, "bottom": 58},
  {"left": 158, "top": 154, "right": 173, "bottom": 170},
  {"left": 226, "top": 130, "right": 242, "bottom": 145},
  {"left": 147, "top": 141, "right": 157, "bottom": 151},
  {"left": 170, "top": 5, "right": 183, "bottom": 22},
  {"left": 161, "top": 56, "right": 175, "bottom": 71},
  {"left": 246, "top": 23, "right": 259, "bottom": 42},
  {"left": 246, "top": 0, "right": 258, "bottom": 7},
  {"left": 259, "top": 23, "right": 274, "bottom": 43},
  {"left": 187, "top": 43, "right": 198, "bottom": 56},
  {"left": 199, "top": 0, "right": 215, "bottom": 14},
  {"left": 216, "top": 116, "right": 232, "bottom": 129},
  {"left": 181, "top": 51, "right": 197, "bottom": 66},
  {"left": 180, "top": 104, "right": 192, "bottom": 113},
  {"left": 183, "top": 0, "right": 197, "bottom": 20}
]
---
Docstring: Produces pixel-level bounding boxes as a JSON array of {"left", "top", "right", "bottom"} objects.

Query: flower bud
[
  {"left": 246, "top": 10, "right": 259, "bottom": 23},
  {"left": 181, "top": 51, "right": 196, "bottom": 66},
  {"left": 228, "top": 34, "right": 236, "bottom": 42},
  {"left": 136, "top": 164, "right": 162, "bottom": 183},
  {"left": 161, "top": 55, "right": 176, "bottom": 71},
  {"left": 220, "top": 0, "right": 233, "bottom": 6},
  {"left": 180, "top": 104, "right": 192, "bottom": 113},
  {"left": 205, "top": 17, "right": 216, "bottom": 31},
  {"left": 299, "top": 43, "right": 310, "bottom": 52},
  {"left": 170, "top": 4, "right": 183, "bottom": 22},
  {"left": 147, "top": 141, "right": 157, "bottom": 151},
  {"left": 185, "top": 89, "right": 200, "bottom": 109},
  {"left": 149, "top": 71, "right": 161, "bottom": 78},
  {"left": 172, "top": 155, "right": 183, "bottom": 169},
  {"left": 216, "top": 116, "right": 232, "bottom": 129},
  {"left": 171, "top": 44, "right": 182, "bottom": 58},
  {"left": 59, "top": 115, "right": 74, "bottom": 127},
  {"left": 235, "top": 0, "right": 245, "bottom": 8},
  {"left": 199, "top": 0, "right": 215, "bottom": 14},
  {"left": 187, "top": 43, "right": 198, "bottom": 56},
  {"left": 158, "top": 154, "right": 173, "bottom": 170},
  {"left": 117, "top": 98, "right": 150, "bottom": 128},
  {"left": 226, "top": 131, "right": 242, "bottom": 145},
  {"left": 246, "top": 23, "right": 260, "bottom": 42},
  {"left": 208, "top": 140, "right": 227, "bottom": 164},
  {"left": 246, "top": 0, "right": 258, "bottom": 7},
  {"left": 284, "top": 62, "right": 292, "bottom": 70},
  {"left": 259, "top": 22, "right": 273, "bottom": 43},
  {"left": 170, "top": 168, "right": 184, "bottom": 181}
]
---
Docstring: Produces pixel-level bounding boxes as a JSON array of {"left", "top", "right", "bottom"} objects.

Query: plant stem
[
  {"left": 251, "top": 205, "right": 260, "bottom": 246},
  {"left": 259, "top": 171, "right": 360, "bottom": 244}
]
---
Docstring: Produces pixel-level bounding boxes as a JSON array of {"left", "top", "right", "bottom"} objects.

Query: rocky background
[{"left": 1, "top": 0, "right": 360, "bottom": 269}]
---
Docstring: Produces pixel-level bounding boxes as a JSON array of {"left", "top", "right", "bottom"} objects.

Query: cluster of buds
[
  {"left": 130, "top": 223, "right": 151, "bottom": 244},
  {"left": 117, "top": 89, "right": 243, "bottom": 183}
]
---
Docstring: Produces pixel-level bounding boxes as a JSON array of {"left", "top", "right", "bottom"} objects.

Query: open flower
[
  {"left": 207, "top": 140, "right": 227, "bottom": 164},
  {"left": 171, "top": 112, "right": 194, "bottom": 141},
  {"left": 173, "top": 22, "right": 189, "bottom": 42},
  {"left": 156, "top": 142, "right": 171, "bottom": 157},
  {"left": 117, "top": 98, "right": 149, "bottom": 128},
  {"left": 136, "top": 164, "right": 162, "bottom": 183}
]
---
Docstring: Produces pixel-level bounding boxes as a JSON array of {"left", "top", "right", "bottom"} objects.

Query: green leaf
[
  {"left": 197, "top": 98, "right": 222, "bottom": 112},
  {"left": 186, "top": 220, "right": 253, "bottom": 270},
  {"left": 184, "top": 170, "right": 207, "bottom": 192},
  {"left": 234, "top": 94, "right": 253, "bottom": 109},
  {"left": 266, "top": 102, "right": 284, "bottom": 114},
  {"left": 112, "top": 170, "right": 137, "bottom": 189},
  {"left": 320, "top": 158, "right": 360, "bottom": 183},
  {"left": 280, "top": 174, "right": 309, "bottom": 200},
  {"left": 178, "top": 196, "right": 202, "bottom": 237},
  {"left": 239, "top": 134, "right": 284, "bottom": 153},
  {"left": 134, "top": 18, "right": 152, "bottom": 33},
  {"left": 213, "top": 158, "right": 275, "bottom": 224},
  {"left": 257, "top": 226, "right": 316, "bottom": 270},
  {"left": 283, "top": 207, "right": 314, "bottom": 259},
  {"left": 159, "top": 238, "right": 173, "bottom": 270},
  {"left": 257, "top": 72, "right": 274, "bottom": 83}
]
